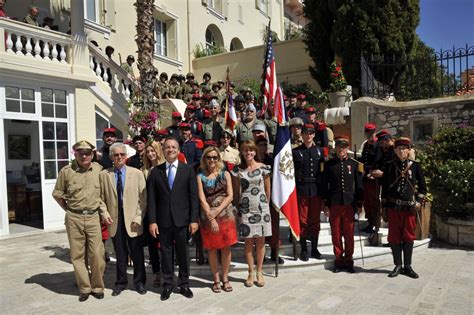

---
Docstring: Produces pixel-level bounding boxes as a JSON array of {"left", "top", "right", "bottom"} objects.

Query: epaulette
[{"left": 350, "top": 158, "right": 364, "bottom": 173}]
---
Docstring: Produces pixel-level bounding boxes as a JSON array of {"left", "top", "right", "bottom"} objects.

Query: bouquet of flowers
[
  {"left": 329, "top": 61, "right": 347, "bottom": 92},
  {"left": 127, "top": 110, "right": 158, "bottom": 138}
]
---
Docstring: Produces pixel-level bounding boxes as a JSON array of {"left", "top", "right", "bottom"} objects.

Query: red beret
[
  {"left": 193, "top": 138, "right": 204, "bottom": 149},
  {"left": 297, "top": 94, "right": 306, "bottom": 100},
  {"left": 334, "top": 135, "right": 350, "bottom": 147},
  {"left": 316, "top": 121, "right": 327, "bottom": 131},
  {"left": 172, "top": 112, "right": 182, "bottom": 118},
  {"left": 186, "top": 105, "right": 196, "bottom": 111},
  {"left": 156, "top": 128, "right": 168, "bottom": 136},
  {"left": 203, "top": 109, "right": 211, "bottom": 118},
  {"left": 178, "top": 122, "right": 191, "bottom": 129},
  {"left": 302, "top": 123, "right": 315, "bottom": 132},
  {"left": 204, "top": 140, "right": 218, "bottom": 147},
  {"left": 376, "top": 129, "right": 392, "bottom": 140},
  {"left": 394, "top": 137, "right": 411, "bottom": 148},
  {"left": 364, "top": 122, "right": 377, "bottom": 132},
  {"left": 306, "top": 107, "right": 316, "bottom": 113},
  {"left": 103, "top": 127, "right": 116, "bottom": 136}
]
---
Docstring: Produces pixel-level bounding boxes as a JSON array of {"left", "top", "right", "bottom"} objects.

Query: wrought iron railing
[{"left": 361, "top": 44, "right": 474, "bottom": 101}]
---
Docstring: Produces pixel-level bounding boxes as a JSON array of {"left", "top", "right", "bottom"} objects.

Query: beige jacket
[{"left": 99, "top": 165, "right": 147, "bottom": 238}]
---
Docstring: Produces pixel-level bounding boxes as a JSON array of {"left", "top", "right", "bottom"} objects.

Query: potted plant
[{"left": 327, "top": 61, "right": 348, "bottom": 108}]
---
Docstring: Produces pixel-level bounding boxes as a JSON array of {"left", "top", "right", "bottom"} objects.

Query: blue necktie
[
  {"left": 168, "top": 164, "right": 175, "bottom": 189},
  {"left": 117, "top": 170, "right": 123, "bottom": 210}
]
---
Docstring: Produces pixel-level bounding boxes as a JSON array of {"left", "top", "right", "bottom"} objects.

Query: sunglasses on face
[
  {"left": 77, "top": 150, "right": 92, "bottom": 156},
  {"left": 113, "top": 153, "right": 127, "bottom": 157},
  {"left": 220, "top": 135, "right": 231, "bottom": 139},
  {"left": 205, "top": 155, "right": 219, "bottom": 161}
]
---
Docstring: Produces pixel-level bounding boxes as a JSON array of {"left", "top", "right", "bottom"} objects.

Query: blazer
[
  {"left": 147, "top": 161, "right": 199, "bottom": 229},
  {"left": 99, "top": 165, "right": 147, "bottom": 238}
]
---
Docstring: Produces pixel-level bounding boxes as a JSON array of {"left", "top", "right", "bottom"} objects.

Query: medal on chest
[{"left": 347, "top": 164, "right": 352, "bottom": 174}]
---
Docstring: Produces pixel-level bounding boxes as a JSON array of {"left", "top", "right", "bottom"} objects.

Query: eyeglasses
[
  {"left": 245, "top": 110, "right": 255, "bottom": 113},
  {"left": 205, "top": 156, "right": 219, "bottom": 161},
  {"left": 76, "top": 150, "right": 92, "bottom": 156},
  {"left": 113, "top": 153, "right": 127, "bottom": 157}
]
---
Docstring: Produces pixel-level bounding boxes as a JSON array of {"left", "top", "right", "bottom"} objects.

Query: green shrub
[
  {"left": 418, "top": 125, "right": 474, "bottom": 219},
  {"left": 193, "top": 43, "right": 225, "bottom": 58}
]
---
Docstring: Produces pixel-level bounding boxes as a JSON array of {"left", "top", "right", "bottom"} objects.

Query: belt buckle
[
  {"left": 395, "top": 199, "right": 402, "bottom": 206},
  {"left": 82, "top": 210, "right": 88, "bottom": 215}
]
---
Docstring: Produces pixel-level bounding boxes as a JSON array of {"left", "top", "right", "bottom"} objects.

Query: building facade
[{"left": 0, "top": 0, "right": 308, "bottom": 236}]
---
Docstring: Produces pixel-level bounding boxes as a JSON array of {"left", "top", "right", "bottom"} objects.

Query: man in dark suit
[{"left": 147, "top": 137, "right": 199, "bottom": 301}]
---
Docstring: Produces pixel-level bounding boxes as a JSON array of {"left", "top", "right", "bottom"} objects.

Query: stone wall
[{"left": 350, "top": 94, "right": 474, "bottom": 149}]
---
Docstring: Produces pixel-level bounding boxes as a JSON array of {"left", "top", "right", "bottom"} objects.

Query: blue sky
[{"left": 417, "top": 0, "right": 474, "bottom": 52}]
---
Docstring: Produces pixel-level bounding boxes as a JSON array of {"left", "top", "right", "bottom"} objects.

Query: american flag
[
  {"left": 224, "top": 67, "right": 238, "bottom": 130},
  {"left": 260, "top": 24, "right": 277, "bottom": 118}
]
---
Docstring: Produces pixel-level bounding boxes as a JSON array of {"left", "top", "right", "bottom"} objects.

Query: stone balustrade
[
  {"left": 88, "top": 44, "right": 133, "bottom": 100},
  {"left": 0, "top": 18, "right": 71, "bottom": 63}
]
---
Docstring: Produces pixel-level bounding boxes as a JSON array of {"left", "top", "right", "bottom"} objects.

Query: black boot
[
  {"left": 403, "top": 242, "right": 419, "bottom": 279},
  {"left": 388, "top": 244, "right": 403, "bottom": 278},
  {"left": 270, "top": 248, "right": 285, "bottom": 265},
  {"left": 310, "top": 237, "right": 323, "bottom": 260},
  {"left": 299, "top": 238, "right": 309, "bottom": 261}
]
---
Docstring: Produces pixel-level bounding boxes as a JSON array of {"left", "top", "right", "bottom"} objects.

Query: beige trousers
[{"left": 65, "top": 211, "right": 105, "bottom": 294}]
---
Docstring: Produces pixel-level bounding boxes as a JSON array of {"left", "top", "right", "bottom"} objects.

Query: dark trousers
[
  {"left": 112, "top": 213, "right": 146, "bottom": 288},
  {"left": 363, "top": 180, "right": 379, "bottom": 226},
  {"left": 329, "top": 205, "right": 355, "bottom": 267},
  {"left": 266, "top": 205, "right": 280, "bottom": 248},
  {"left": 143, "top": 216, "right": 161, "bottom": 274},
  {"left": 159, "top": 225, "right": 189, "bottom": 289}
]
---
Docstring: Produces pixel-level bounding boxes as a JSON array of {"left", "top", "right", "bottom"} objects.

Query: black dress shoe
[
  {"left": 270, "top": 252, "right": 285, "bottom": 265},
  {"left": 299, "top": 251, "right": 309, "bottom": 262},
  {"left": 311, "top": 249, "right": 323, "bottom": 260},
  {"left": 333, "top": 266, "right": 343, "bottom": 273},
  {"left": 91, "top": 292, "right": 104, "bottom": 299},
  {"left": 388, "top": 265, "right": 403, "bottom": 278},
  {"left": 136, "top": 283, "right": 147, "bottom": 295},
  {"left": 403, "top": 266, "right": 419, "bottom": 279},
  {"left": 112, "top": 286, "right": 125, "bottom": 296},
  {"left": 347, "top": 266, "right": 356, "bottom": 274},
  {"left": 79, "top": 293, "right": 90, "bottom": 302},
  {"left": 161, "top": 287, "right": 172, "bottom": 301},
  {"left": 180, "top": 286, "right": 194, "bottom": 298}
]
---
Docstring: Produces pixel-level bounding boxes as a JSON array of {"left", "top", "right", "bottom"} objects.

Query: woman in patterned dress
[
  {"left": 197, "top": 146, "right": 237, "bottom": 293},
  {"left": 141, "top": 141, "right": 164, "bottom": 287},
  {"left": 231, "top": 140, "right": 272, "bottom": 287}
]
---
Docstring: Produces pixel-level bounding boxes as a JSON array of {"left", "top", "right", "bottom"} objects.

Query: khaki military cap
[{"left": 73, "top": 140, "right": 95, "bottom": 151}]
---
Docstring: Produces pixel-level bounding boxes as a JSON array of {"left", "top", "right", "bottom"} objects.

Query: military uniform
[
  {"left": 382, "top": 138, "right": 426, "bottom": 278},
  {"left": 321, "top": 141, "right": 363, "bottom": 271},
  {"left": 52, "top": 141, "right": 105, "bottom": 298},
  {"left": 121, "top": 62, "right": 135, "bottom": 78},
  {"left": 236, "top": 118, "right": 263, "bottom": 144},
  {"left": 24, "top": 13, "right": 39, "bottom": 26},
  {"left": 293, "top": 142, "right": 325, "bottom": 260},
  {"left": 264, "top": 118, "right": 278, "bottom": 145},
  {"left": 202, "top": 117, "right": 226, "bottom": 142},
  {"left": 127, "top": 153, "right": 143, "bottom": 169},
  {"left": 359, "top": 138, "right": 378, "bottom": 230},
  {"left": 157, "top": 81, "right": 170, "bottom": 98},
  {"left": 168, "top": 82, "right": 180, "bottom": 98},
  {"left": 181, "top": 139, "right": 202, "bottom": 168},
  {"left": 289, "top": 107, "right": 307, "bottom": 121}
]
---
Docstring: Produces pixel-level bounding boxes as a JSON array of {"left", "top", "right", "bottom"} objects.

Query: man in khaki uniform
[
  {"left": 168, "top": 74, "right": 181, "bottom": 98},
  {"left": 52, "top": 140, "right": 105, "bottom": 302},
  {"left": 156, "top": 72, "right": 170, "bottom": 98}
]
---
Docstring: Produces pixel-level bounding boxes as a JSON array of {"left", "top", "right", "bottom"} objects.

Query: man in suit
[
  {"left": 100, "top": 143, "right": 147, "bottom": 296},
  {"left": 147, "top": 137, "right": 199, "bottom": 300}
]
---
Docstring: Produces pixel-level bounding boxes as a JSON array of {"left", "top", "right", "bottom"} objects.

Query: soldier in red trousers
[
  {"left": 322, "top": 136, "right": 363, "bottom": 273},
  {"left": 382, "top": 137, "right": 427, "bottom": 279}
]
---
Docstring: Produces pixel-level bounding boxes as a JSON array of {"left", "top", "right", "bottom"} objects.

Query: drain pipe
[{"left": 186, "top": 0, "right": 192, "bottom": 72}]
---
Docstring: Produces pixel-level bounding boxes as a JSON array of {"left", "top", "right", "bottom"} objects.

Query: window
[
  {"left": 95, "top": 112, "right": 123, "bottom": 149},
  {"left": 84, "top": 0, "right": 99, "bottom": 23},
  {"left": 206, "top": 29, "right": 216, "bottom": 49},
  {"left": 208, "top": 0, "right": 223, "bottom": 13},
  {"left": 41, "top": 88, "right": 67, "bottom": 119},
  {"left": 230, "top": 38, "right": 243, "bottom": 51},
  {"left": 5, "top": 86, "right": 36, "bottom": 114},
  {"left": 155, "top": 19, "right": 168, "bottom": 56},
  {"left": 42, "top": 121, "right": 69, "bottom": 179},
  {"left": 257, "top": 0, "right": 269, "bottom": 16}
]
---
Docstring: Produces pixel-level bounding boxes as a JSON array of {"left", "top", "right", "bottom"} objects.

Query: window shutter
[{"left": 167, "top": 20, "right": 177, "bottom": 59}]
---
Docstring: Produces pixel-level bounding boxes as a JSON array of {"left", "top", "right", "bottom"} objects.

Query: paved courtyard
[{"left": 0, "top": 229, "right": 473, "bottom": 314}]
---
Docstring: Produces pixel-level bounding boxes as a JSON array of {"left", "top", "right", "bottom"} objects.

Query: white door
[{"left": 39, "top": 88, "right": 71, "bottom": 230}]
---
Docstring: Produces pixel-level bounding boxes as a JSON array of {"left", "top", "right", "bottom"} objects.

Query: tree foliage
[{"left": 303, "top": 0, "right": 420, "bottom": 95}]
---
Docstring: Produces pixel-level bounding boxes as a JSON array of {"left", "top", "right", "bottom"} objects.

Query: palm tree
[{"left": 134, "top": 0, "right": 158, "bottom": 111}]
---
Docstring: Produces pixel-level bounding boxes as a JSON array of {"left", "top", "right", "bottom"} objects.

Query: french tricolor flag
[{"left": 271, "top": 86, "right": 300, "bottom": 240}]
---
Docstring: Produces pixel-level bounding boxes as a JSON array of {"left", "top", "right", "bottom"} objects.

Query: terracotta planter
[{"left": 327, "top": 90, "right": 347, "bottom": 108}]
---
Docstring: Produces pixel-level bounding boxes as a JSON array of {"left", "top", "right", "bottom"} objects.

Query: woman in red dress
[{"left": 197, "top": 146, "right": 237, "bottom": 293}]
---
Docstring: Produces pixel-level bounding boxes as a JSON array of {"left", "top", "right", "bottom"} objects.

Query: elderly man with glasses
[
  {"left": 236, "top": 103, "right": 263, "bottom": 145},
  {"left": 52, "top": 140, "right": 106, "bottom": 302}
]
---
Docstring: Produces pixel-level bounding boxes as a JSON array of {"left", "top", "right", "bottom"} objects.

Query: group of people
[
  {"left": 0, "top": 4, "right": 58, "bottom": 30},
  {"left": 52, "top": 81, "right": 427, "bottom": 302}
]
